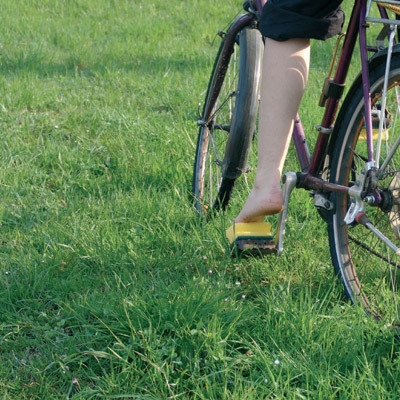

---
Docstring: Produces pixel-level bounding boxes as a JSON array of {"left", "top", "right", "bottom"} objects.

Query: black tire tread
[{"left": 192, "top": 26, "right": 263, "bottom": 214}]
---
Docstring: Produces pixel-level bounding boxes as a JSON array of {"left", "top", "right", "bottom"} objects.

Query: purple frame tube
[
  {"left": 266, "top": 0, "right": 385, "bottom": 194},
  {"left": 305, "top": 0, "right": 362, "bottom": 177},
  {"left": 255, "top": 0, "right": 267, "bottom": 12},
  {"left": 359, "top": 0, "right": 375, "bottom": 163},
  {"left": 206, "top": 0, "right": 382, "bottom": 195},
  {"left": 292, "top": 114, "right": 311, "bottom": 171}
]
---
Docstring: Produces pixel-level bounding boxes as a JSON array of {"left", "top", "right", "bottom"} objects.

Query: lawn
[{"left": 0, "top": 0, "right": 399, "bottom": 398}]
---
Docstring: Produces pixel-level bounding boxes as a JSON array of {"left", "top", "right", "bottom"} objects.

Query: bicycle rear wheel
[
  {"left": 328, "top": 53, "right": 400, "bottom": 324},
  {"left": 192, "top": 26, "right": 263, "bottom": 215}
]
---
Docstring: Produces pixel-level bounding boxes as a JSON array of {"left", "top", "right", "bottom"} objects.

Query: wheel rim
[
  {"left": 334, "top": 73, "right": 400, "bottom": 323},
  {"left": 195, "top": 42, "right": 240, "bottom": 214}
]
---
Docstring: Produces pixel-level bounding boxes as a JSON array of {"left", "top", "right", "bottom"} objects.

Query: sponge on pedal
[{"left": 226, "top": 222, "right": 273, "bottom": 243}]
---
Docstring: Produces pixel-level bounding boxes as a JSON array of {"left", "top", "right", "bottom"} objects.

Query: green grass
[{"left": 1, "top": 0, "right": 400, "bottom": 398}]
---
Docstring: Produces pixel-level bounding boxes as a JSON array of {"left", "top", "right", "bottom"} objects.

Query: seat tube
[
  {"left": 359, "top": 0, "right": 375, "bottom": 164},
  {"left": 309, "top": 0, "right": 361, "bottom": 175}
]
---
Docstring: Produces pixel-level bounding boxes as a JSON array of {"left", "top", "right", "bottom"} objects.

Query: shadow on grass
[{"left": 0, "top": 51, "right": 214, "bottom": 78}]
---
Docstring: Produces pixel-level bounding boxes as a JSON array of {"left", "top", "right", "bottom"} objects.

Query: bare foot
[{"left": 235, "top": 184, "right": 283, "bottom": 223}]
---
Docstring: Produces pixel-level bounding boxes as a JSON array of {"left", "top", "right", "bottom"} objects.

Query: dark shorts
[{"left": 259, "top": 0, "right": 345, "bottom": 41}]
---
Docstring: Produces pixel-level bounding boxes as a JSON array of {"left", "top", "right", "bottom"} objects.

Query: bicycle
[{"left": 192, "top": 0, "right": 400, "bottom": 325}]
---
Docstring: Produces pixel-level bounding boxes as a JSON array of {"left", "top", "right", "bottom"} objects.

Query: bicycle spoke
[
  {"left": 348, "top": 234, "right": 400, "bottom": 268},
  {"left": 208, "top": 90, "right": 237, "bottom": 124},
  {"left": 329, "top": 56, "right": 400, "bottom": 323}
]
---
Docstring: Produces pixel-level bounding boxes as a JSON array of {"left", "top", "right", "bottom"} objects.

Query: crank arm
[{"left": 276, "top": 172, "right": 297, "bottom": 254}]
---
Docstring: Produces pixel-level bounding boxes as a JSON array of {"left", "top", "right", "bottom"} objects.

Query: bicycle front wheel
[
  {"left": 328, "top": 54, "right": 400, "bottom": 324},
  {"left": 192, "top": 26, "right": 263, "bottom": 215}
]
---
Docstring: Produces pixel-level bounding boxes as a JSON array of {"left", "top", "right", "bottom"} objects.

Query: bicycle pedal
[
  {"left": 233, "top": 238, "right": 277, "bottom": 256},
  {"left": 226, "top": 222, "right": 276, "bottom": 257}
]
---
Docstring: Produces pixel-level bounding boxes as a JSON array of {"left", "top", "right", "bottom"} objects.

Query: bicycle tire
[
  {"left": 192, "top": 26, "right": 263, "bottom": 215},
  {"left": 328, "top": 53, "right": 400, "bottom": 323}
]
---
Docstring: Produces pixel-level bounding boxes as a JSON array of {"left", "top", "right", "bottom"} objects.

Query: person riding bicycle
[{"left": 235, "top": 0, "right": 344, "bottom": 224}]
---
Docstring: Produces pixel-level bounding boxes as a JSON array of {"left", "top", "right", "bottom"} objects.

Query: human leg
[{"left": 235, "top": 37, "right": 310, "bottom": 223}]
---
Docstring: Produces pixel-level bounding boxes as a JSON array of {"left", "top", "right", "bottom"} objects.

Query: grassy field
[{"left": 1, "top": 0, "right": 399, "bottom": 398}]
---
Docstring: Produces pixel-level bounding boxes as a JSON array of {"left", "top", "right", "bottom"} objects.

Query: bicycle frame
[
  {"left": 294, "top": 0, "right": 363, "bottom": 194},
  {"left": 296, "top": 0, "right": 394, "bottom": 193},
  {"left": 195, "top": 0, "right": 400, "bottom": 319},
  {"left": 210, "top": 0, "right": 396, "bottom": 192},
  {"left": 291, "top": 1, "right": 400, "bottom": 197},
  {"left": 279, "top": 0, "right": 400, "bottom": 252},
  {"left": 203, "top": 0, "right": 400, "bottom": 251}
]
